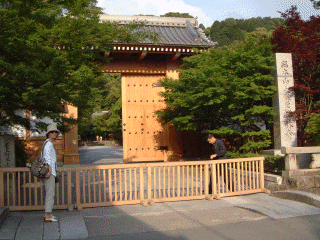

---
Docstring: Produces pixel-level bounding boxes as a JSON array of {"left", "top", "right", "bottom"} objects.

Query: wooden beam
[
  {"left": 171, "top": 52, "right": 181, "bottom": 61},
  {"left": 104, "top": 51, "right": 110, "bottom": 58},
  {"left": 139, "top": 50, "right": 147, "bottom": 60}
]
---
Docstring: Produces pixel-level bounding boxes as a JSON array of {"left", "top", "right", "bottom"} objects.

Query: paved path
[
  {"left": 78, "top": 146, "right": 123, "bottom": 165},
  {"left": 1, "top": 193, "right": 320, "bottom": 240}
]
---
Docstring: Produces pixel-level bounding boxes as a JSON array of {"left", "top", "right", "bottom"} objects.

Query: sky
[{"left": 96, "top": 0, "right": 319, "bottom": 27}]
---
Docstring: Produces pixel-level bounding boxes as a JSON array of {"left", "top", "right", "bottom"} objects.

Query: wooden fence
[{"left": 0, "top": 157, "right": 266, "bottom": 211}]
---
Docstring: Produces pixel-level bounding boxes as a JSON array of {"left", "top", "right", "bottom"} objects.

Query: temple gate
[{"left": 102, "top": 15, "right": 217, "bottom": 162}]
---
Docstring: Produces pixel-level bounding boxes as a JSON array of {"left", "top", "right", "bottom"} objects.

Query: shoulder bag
[{"left": 27, "top": 140, "right": 50, "bottom": 178}]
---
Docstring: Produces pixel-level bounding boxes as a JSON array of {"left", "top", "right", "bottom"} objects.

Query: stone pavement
[
  {"left": 1, "top": 193, "right": 320, "bottom": 240},
  {"left": 78, "top": 146, "right": 123, "bottom": 165}
]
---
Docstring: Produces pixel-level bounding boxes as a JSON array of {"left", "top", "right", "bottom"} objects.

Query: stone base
[
  {"left": 264, "top": 173, "right": 285, "bottom": 191},
  {"left": 63, "top": 154, "right": 80, "bottom": 165},
  {"left": 281, "top": 169, "right": 320, "bottom": 194}
]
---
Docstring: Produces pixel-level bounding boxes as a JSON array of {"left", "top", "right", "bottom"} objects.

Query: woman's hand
[{"left": 45, "top": 166, "right": 52, "bottom": 178}]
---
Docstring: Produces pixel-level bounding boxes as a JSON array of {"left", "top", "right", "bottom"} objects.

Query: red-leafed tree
[{"left": 271, "top": 6, "right": 320, "bottom": 145}]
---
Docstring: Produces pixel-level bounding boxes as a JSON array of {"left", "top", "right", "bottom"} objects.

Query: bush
[
  {"left": 227, "top": 151, "right": 259, "bottom": 159},
  {"left": 227, "top": 151, "right": 284, "bottom": 175},
  {"left": 263, "top": 155, "right": 285, "bottom": 175},
  {"left": 305, "top": 113, "right": 320, "bottom": 145}
]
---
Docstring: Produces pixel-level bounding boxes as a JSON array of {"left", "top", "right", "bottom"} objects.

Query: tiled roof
[{"left": 100, "top": 15, "right": 217, "bottom": 48}]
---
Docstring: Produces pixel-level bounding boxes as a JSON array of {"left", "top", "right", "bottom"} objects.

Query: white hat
[{"left": 46, "top": 124, "right": 60, "bottom": 134}]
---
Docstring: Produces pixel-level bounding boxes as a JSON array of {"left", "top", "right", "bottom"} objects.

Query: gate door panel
[{"left": 122, "top": 75, "right": 170, "bottom": 162}]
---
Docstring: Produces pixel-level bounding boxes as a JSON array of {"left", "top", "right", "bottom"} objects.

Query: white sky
[{"left": 97, "top": 0, "right": 319, "bottom": 27}]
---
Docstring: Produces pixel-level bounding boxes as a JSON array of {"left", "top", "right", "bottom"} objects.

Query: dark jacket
[{"left": 212, "top": 139, "right": 227, "bottom": 159}]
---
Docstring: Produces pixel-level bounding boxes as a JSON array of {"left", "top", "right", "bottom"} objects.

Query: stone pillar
[
  {"left": 273, "top": 53, "right": 298, "bottom": 149},
  {"left": 63, "top": 104, "right": 80, "bottom": 165}
]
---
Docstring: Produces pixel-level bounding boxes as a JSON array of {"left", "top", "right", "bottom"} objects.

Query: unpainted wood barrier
[{"left": 0, "top": 157, "right": 266, "bottom": 211}]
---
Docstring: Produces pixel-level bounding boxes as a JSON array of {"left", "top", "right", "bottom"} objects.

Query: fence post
[
  {"left": 204, "top": 164, "right": 209, "bottom": 196},
  {"left": 147, "top": 166, "right": 152, "bottom": 200},
  {"left": 67, "top": 170, "right": 72, "bottom": 206},
  {"left": 0, "top": 171, "right": 4, "bottom": 207},
  {"left": 212, "top": 162, "right": 217, "bottom": 195},
  {"left": 140, "top": 165, "right": 144, "bottom": 201},
  {"left": 75, "top": 170, "right": 81, "bottom": 208},
  {"left": 177, "top": 166, "right": 181, "bottom": 197},
  {"left": 260, "top": 158, "right": 265, "bottom": 189}
]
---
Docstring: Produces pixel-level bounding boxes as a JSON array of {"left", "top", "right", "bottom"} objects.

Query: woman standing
[{"left": 43, "top": 124, "right": 59, "bottom": 222}]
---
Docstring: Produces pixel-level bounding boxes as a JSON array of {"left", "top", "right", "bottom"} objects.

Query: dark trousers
[{"left": 208, "top": 162, "right": 232, "bottom": 194}]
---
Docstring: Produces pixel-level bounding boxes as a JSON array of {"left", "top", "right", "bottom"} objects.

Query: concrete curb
[
  {"left": 0, "top": 207, "right": 9, "bottom": 226},
  {"left": 272, "top": 190, "right": 320, "bottom": 208}
]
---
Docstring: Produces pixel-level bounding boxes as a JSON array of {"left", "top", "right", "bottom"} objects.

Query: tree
[
  {"left": 160, "top": 12, "right": 194, "bottom": 18},
  {"left": 199, "top": 23, "right": 211, "bottom": 37},
  {"left": 210, "top": 18, "right": 245, "bottom": 47},
  {"left": 210, "top": 17, "right": 284, "bottom": 47},
  {"left": 311, "top": 0, "right": 320, "bottom": 9},
  {"left": 305, "top": 112, "right": 320, "bottom": 145},
  {"left": 271, "top": 6, "right": 320, "bottom": 145},
  {"left": 0, "top": 0, "right": 154, "bottom": 132},
  {"left": 78, "top": 73, "right": 122, "bottom": 142},
  {"left": 157, "top": 33, "right": 276, "bottom": 152}
]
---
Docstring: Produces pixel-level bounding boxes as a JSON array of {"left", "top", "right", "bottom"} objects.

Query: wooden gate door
[{"left": 122, "top": 75, "right": 173, "bottom": 162}]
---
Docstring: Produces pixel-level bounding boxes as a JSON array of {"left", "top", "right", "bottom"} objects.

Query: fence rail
[{"left": 0, "top": 157, "right": 266, "bottom": 211}]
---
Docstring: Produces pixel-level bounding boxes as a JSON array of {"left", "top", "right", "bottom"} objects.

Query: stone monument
[
  {"left": 272, "top": 53, "right": 299, "bottom": 169},
  {"left": 0, "top": 134, "right": 15, "bottom": 168},
  {"left": 273, "top": 53, "right": 298, "bottom": 149},
  {"left": 263, "top": 53, "right": 298, "bottom": 158}
]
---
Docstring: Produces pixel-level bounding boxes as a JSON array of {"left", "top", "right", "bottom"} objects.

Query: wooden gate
[{"left": 122, "top": 75, "right": 181, "bottom": 162}]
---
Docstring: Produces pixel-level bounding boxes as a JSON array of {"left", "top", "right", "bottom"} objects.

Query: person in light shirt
[{"left": 43, "top": 124, "right": 59, "bottom": 223}]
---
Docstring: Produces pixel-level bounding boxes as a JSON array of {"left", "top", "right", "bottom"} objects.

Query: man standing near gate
[{"left": 207, "top": 134, "right": 228, "bottom": 194}]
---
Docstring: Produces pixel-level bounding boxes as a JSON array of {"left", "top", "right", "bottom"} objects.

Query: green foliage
[
  {"left": 263, "top": 155, "right": 285, "bottom": 174},
  {"left": 78, "top": 73, "right": 122, "bottom": 142},
  {"left": 305, "top": 112, "right": 320, "bottom": 145},
  {"left": 157, "top": 33, "right": 276, "bottom": 153},
  {"left": 240, "top": 130, "right": 272, "bottom": 153},
  {"left": 209, "top": 127, "right": 235, "bottom": 137},
  {"left": 92, "top": 99, "right": 122, "bottom": 142},
  {"left": 90, "top": 73, "right": 122, "bottom": 112},
  {"left": 199, "top": 23, "right": 211, "bottom": 37},
  {"left": 226, "top": 151, "right": 260, "bottom": 159},
  {"left": 161, "top": 12, "right": 194, "bottom": 18},
  {"left": 210, "top": 17, "right": 285, "bottom": 47},
  {"left": 311, "top": 0, "right": 320, "bottom": 9},
  {"left": 0, "top": 0, "right": 154, "bottom": 132}
]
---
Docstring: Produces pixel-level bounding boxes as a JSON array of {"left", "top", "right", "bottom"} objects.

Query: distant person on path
[
  {"left": 207, "top": 134, "right": 228, "bottom": 194},
  {"left": 43, "top": 124, "right": 59, "bottom": 223}
]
